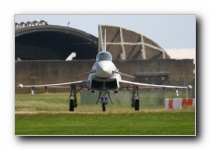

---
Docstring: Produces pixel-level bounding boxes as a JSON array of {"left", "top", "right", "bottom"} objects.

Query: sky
[{"left": 15, "top": 14, "right": 196, "bottom": 49}]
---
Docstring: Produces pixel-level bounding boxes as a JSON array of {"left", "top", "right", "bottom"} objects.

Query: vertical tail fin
[{"left": 103, "top": 29, "right": 106, "bottom": 51}]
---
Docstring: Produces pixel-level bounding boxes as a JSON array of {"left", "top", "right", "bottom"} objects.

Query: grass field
[{"left": 15, "top": 92, "right": 196, "bottom": 136}]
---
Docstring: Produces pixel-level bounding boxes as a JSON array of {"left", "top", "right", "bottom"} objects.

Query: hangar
[{"left": 15, "top": 20, "right": 98, "bottom": 60}]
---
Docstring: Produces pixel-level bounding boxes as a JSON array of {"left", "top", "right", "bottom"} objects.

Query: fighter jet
[{"left": 18, "top": 31, "right": 192, "bottom": 111}]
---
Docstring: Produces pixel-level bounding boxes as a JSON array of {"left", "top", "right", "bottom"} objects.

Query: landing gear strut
[
  {"left": 68, "top": 85, "right": 82, "bottom": 111},
  {"left": 96, "top": 91, "right": 113, "bottom": 112},
  {"left": 130, "top": 87, "right": 140, "bottom": 111}
]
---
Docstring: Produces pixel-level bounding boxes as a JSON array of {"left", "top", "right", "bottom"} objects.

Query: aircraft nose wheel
[
  {"left": 102, "top": 103, "right": 106, "bottom": 111},
  {"left": 101, "top": 96, "right": 108, "bottom": 111},
  {"left": 96, "top": 91, "right": 111, "bottom": 112}
]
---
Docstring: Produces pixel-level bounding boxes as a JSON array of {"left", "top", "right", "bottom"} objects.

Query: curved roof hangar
[
  {"left": 15, "top": 25, "right": 98, "bottom": 60},
  {"left": 98, "top": 25, "right": 170, "bottom": 61}
]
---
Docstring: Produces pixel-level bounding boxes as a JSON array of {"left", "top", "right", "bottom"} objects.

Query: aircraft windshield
[{"left": 96, "top": 52, "right": 112, "bottom": 62}]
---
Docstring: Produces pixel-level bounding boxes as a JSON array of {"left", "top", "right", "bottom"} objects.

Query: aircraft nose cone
[{"left": 96, "top": 62, "right": 112, "bottom": 78}]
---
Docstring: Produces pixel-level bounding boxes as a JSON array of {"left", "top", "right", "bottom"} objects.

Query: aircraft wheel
[
  {"left": 102, "top": 103, "right": 106, "bottom": 112},
  {"left": 134, "top": 99, "right": 139, "bottom": 111},
  {"left": 69, "top": 99, "right": 74, "bottom": 111}
]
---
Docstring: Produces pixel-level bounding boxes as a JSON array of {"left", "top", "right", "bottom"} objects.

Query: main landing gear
[
  {"left": 69, "top": 86, "right": 140, "bottom": 112},
  {"left": 68, "top": 86, "right": 82, "bottom": 111},
  {"left": 129, "top": 87, "right": 140, "bottom": 111},
  {"left": 96, "top": 91, "right": 113, "bottom": 112}
]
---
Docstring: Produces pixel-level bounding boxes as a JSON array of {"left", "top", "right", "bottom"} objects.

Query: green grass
[
  {"left": 15, "top": 92, "right": 165, "bottom": 112},
  {"left": 15, "top": 92, "right": 196, "bottom": 136},
  {"left": 15, "top": 93, "right": 71, "bottom": 111},
  {"left": 15, "top": 111, "right": 195, "bottom": 135}
]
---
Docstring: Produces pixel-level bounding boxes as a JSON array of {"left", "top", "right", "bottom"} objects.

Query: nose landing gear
[{"left": 96, "top": 91, "right": 113, "bottom": 111}]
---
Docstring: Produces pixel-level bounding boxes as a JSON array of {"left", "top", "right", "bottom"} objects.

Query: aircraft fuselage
[{"left": 88, "top": 51, "right": 121, "bottom": 91}]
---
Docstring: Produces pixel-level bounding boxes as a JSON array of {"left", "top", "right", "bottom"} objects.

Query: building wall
[{"left": 15, "top": 59, "right": 194, "bottom": 94}]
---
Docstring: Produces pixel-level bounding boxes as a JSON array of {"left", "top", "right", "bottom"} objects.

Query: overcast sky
[{"left": 15, "top": 14, "right": 196, "bottom": 49}]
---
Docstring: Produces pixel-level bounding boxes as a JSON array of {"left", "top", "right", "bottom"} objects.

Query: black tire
[
  {"left": 102, "top": 103, "right": 106, "bottom": 111},
  {"left": 134, "top": 99, "right": 139, "bottom": 111},
  {"left": 69, "top": 99, "right": 74, "bottom": 111}
]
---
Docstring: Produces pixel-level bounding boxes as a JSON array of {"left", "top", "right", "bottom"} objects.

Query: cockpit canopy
[{"left": 96, "top": 52, "right": 112, "bottom": 62}]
